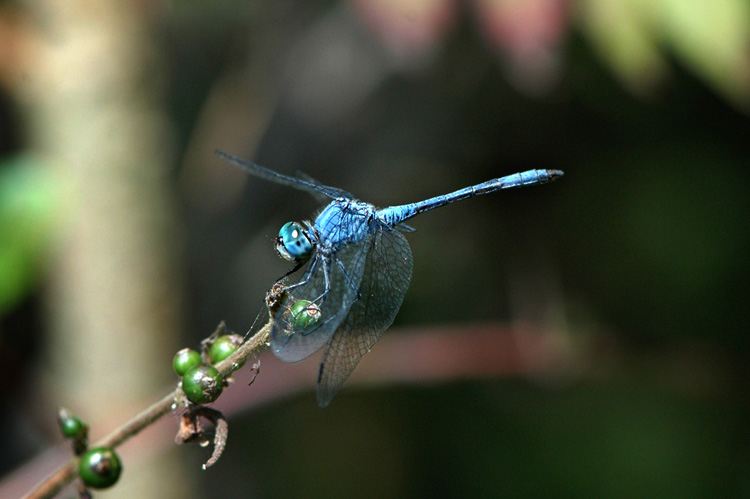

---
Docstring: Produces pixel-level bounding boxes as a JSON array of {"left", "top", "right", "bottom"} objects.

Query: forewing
[
  {"left": 270, "top": 240, "right": 369, "bottom": 363},
  {"left": 316, "top": 227, "right": 413, "bottom": 407},
  {"left": 295, "top": 171, "right": 355, "bottom": 202},
  {"left": 216, "top": 150, "right": 353, "bottom": 200}
]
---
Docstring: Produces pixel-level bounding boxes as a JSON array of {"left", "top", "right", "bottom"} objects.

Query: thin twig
[
  {"left": 213, "top": 320, "right": 271, "bottom": 378},
  {"left": 23, "top": 320, "right": 272, "bottom": 499}
]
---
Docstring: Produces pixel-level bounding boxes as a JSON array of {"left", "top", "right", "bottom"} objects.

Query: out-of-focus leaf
[
  {"left": 0, "top": 155, "right": 64, "bottom": 315},
  {"left": 578, "top": 0, "right": 668, "bottom": 94},
  {"left": 657, "top": 0, "right": 750, "bottom": 108},
  {"left": 352, "top": 0, "right": 456, "bottom": 56},
  {"left": 473, "top": 0, "right": 568, "bottom": 93},
  {"left": 578, "top": 0, "right": 750, "bottom": 108}
]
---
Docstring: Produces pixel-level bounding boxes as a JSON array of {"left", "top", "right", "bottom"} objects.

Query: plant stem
[{"left": 23, "top": 320, "right": 272, "bottom": 499}]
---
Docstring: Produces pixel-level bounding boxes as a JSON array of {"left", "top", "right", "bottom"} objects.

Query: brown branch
[{"left": 22, "top": 321, "right": 271, "bottom": 499}]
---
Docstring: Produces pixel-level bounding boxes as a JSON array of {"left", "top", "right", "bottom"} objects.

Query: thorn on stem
[{"left": 247, "top": 360, "right": 261, "bottom": 386}]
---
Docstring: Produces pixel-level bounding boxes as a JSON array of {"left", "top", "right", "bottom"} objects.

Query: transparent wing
[
  {"left": 316, "top": 227, "right": 413, "bottom": 407},
  {"left": 270, "top": 240, "right": 370, "bottom": 363},
  {"left": 216, "top": 150, "right": 353, "bottom": 200},
  {"left": 295, "top": 171, "right": 355, "bottom": 203}
]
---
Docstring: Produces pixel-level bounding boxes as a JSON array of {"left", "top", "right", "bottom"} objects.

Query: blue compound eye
[{"left": 276, "top": 222, "right": 313, "bottom": 262}]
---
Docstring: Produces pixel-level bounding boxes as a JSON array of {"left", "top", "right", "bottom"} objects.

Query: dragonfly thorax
[{"left": 314, "top": 199, "right": 377, "bottom": 250}]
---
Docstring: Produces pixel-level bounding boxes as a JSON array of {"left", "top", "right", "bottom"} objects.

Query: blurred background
[{"left": 2, "top": 0, "right": 750, "bottom": 497}]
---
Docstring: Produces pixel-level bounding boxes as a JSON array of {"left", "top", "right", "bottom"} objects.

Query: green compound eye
[
  {"left": 78, "top": 447, "right": 122, "bottom": 489},
  {"left": 276, "top": 222, "right": 313, "bottom": 262},
  {"left": 290, "top": 300, "right": 322, "bottom": 330}
]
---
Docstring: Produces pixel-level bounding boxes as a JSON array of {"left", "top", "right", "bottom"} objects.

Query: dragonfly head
[{"left": 276, "top": 222, "right": 313, "bottom": 262}]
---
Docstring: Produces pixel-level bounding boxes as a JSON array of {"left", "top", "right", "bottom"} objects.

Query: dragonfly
[{"left": 217, "top": 150, "right": 563, "bottom": 407}]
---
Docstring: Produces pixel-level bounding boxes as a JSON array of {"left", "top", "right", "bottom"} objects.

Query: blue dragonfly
[{"left": 217, "top": 150, "right": 563, "bottom": 407}]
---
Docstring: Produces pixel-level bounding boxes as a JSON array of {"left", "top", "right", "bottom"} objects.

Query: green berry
[
  {"left": 182, "top": 364, "right": 224, "bottom": 404},
  {"left": 78, "top": 447, "right": 122, "bottom": 489},
  {"left": 172, "top": 348, "right": 202, "bottom": 376},
  {"left": 290, "top": 300, "right": 321, "bottom": 329},
  {"left": 208, "top": 334, "right": 244, "bottom": 365},
  {"left": 60, "top": 416, "right": 86, "bottom": 439},
  {"left": 57, "top": 410, "right": 88, "bottom": 440}
]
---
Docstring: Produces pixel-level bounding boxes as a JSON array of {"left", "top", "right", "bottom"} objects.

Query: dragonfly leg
[
  {"left": 273, "top": 259, "right": 307, "bottom": 285},
  {"left": 281, "top": 258, "right": 318, "bottom": 294},
  {"left": 309, "top": 257, "right": 331, "bottom": 306},
  {"left": 277, "top": 256, "right": 331, "bottom": 310},
  {"left": 274, "top": 258, "right": 329, "bottom": 319},
  {"left": 287, "top": 258, "right": 332, "bottom": 339},
  {"left": 333, "top": 253, "right": 362, "bottom": 303}
]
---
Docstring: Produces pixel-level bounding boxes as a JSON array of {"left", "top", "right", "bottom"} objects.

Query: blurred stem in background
[{"left": 17, "top": 0, "right": 186, "bottom": 496}]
